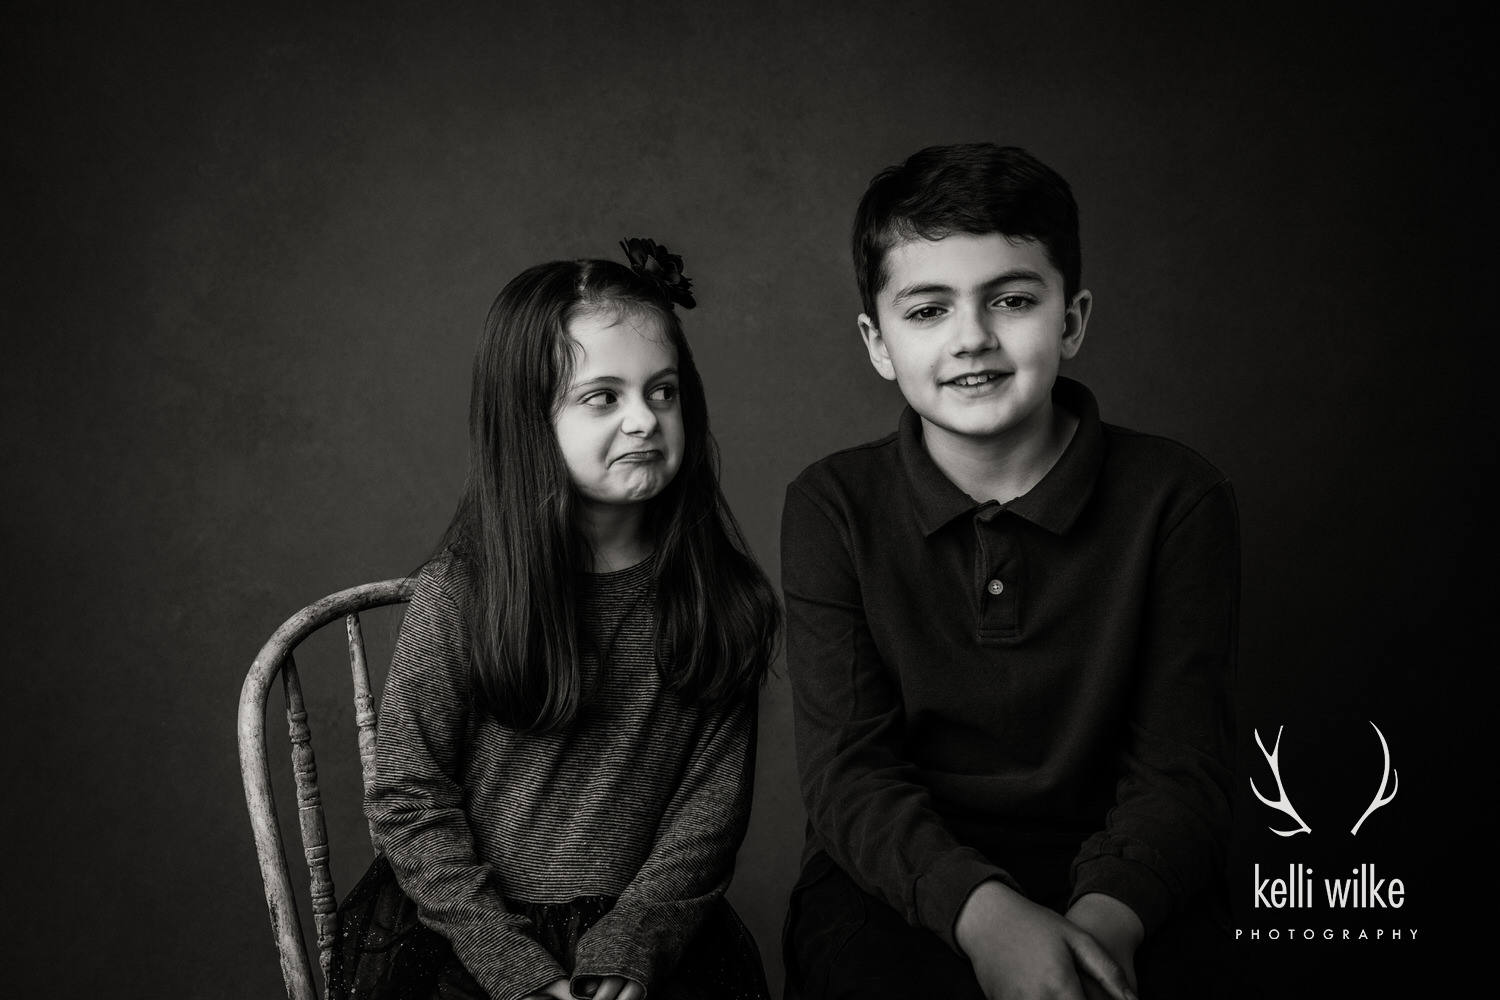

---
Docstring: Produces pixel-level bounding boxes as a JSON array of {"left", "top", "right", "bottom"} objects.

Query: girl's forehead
[
  {"left": 564, "top": 307, "right": 676, "bottom": 371},
  {"left": 571, "top": 302, "right": 667, "bottom": 336}
]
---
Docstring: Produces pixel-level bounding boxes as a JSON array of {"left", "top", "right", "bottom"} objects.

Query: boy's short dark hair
[{"left": 852, "top": 143, "right": 1082, "bottom": 318}]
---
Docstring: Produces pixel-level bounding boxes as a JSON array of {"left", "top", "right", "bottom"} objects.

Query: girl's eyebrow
[
  {"left": 570, "top": 366, "right": 678, "bottom": 389},
  {"left": 571, "top": 375, "right": 625, "bottom": 389},
  {"left": 891, "top": 268, "right": 1050, "bottom": 303}
]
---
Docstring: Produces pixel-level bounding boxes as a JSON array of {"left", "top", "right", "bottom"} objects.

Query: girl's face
[{"left": 553, "top": 307, "right": 685, "bottom": 511}]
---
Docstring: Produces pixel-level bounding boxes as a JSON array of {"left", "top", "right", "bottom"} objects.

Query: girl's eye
[
  {"left": 649, "top": 383, "right": 679, "bottom": 403},
  {"left": 581, "top": 390, "right": 618, "bottom": 408}
]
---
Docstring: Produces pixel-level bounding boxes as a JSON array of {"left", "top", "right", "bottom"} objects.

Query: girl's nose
[{"left": 621, "top": 395, "right": 659, "bottom": 436}]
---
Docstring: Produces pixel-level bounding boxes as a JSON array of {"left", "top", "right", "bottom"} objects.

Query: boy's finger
[{"left": 1068, "top": 936, "right": 1138, "bottom": 1000}]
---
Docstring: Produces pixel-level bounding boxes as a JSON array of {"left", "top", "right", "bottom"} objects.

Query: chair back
[{"left": 238, "top": 579, "right": 415, "bottom": 1000}]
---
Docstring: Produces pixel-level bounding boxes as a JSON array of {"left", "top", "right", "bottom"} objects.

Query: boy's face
[{"left": 859, "top": 232, "right": 1090, "bottom": 452}]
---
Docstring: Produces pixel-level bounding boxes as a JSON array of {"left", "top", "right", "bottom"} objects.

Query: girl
[{"left": 333, "top": 241, "right": 780, "bottom": 1000}]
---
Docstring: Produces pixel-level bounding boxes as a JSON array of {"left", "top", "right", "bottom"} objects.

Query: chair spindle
[
  {"left": 283, "top": 654, "right": 338, "bottom": 993},
  {"left": 347, "top": 611, "right": 381, "bottom": 852}
]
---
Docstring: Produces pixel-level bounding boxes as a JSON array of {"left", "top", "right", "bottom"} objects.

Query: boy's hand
[
  {"left": 570, "top": 974, "right": 645, "bottom": 1000},
  {"left": 956, "top": 880, "right": 1138, "bottom": 1000},
  {"left": 522, "top": 979, "right": 573, "bottom": 1000},
  {"left": 1065, "top": 894, "right": 1143, "bottom": 1000}
]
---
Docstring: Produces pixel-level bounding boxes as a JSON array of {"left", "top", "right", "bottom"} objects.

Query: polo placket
[{"left": 974, "top": 506, "right": 1021, "bottom": 642}]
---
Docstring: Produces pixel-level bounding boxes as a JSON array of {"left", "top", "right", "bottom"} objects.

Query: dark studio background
[{"left": 3, "top": 1, "right": 1483, "bottom": 996}]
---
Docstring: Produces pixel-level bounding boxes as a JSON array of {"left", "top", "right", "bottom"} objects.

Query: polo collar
[{"left": 899, "top": 376, "right": 1106, "bottom": 537}]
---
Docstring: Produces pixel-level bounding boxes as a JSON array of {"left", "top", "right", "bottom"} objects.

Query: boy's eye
[
  {"left": 649, "top": 383, "right": 679, "bottom": 403},
  {"left": 581, "top": 389, "right": 618, "bottom": 408},
  {"left": 993, "top": 293, "right": 1033, "bottom": 310},
  {"left": 906, "top": 305, "right": 947, "bottom": 322}
]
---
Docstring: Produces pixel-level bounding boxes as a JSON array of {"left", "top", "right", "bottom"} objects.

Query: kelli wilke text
[{"left": 1253, "top": 864, "right": 1404, "bottom": 908}]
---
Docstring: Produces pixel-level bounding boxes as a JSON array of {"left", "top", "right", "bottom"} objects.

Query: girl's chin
[{"left": 580, "top": 478, "right": 674, "bottom": 508}]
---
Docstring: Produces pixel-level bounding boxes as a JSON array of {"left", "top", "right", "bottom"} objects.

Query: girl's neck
[{"left": 575, "top": 500, "right": 653, "bottom": 572}]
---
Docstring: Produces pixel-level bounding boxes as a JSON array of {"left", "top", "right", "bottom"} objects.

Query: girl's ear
[
  {"left": 1061, "top": 289, "right": 1092, "bottom": 360},
  {"left": 858, "top": 314, "right": 897, "bottom": 382}
]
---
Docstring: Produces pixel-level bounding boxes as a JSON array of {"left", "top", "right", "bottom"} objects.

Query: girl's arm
[
  {"left": 569, "top": 691, "right": 757, "bottom": 992},
  {"left": 366, "top": 561, "right": 568, "bottom": 1000}
]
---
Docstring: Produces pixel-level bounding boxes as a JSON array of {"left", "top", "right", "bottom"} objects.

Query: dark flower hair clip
[{"left": 620, "top": 237, "right": 696, "bottom": 310}]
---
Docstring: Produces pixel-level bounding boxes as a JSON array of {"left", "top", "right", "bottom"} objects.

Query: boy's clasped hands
[{"left": 957, "top": 881, "right": 1142, "bottom": 1000}]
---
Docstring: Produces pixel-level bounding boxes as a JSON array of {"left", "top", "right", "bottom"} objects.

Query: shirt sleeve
[
  {"left": 365, "top": 564, "right": 567, "bottom": 1000},
  {"left": 782, "top": 481, "right": 1009, "bottom": 952},
  {"left": 1068, "top": 479, "right": 1240, "bottom": 936},
  {"left": 571, "top": 693, "right": 757, "bottom": 992}
]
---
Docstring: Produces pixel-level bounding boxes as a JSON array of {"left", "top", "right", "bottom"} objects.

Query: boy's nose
[{"left": 949, "top": 306, "right": 999, "bottom": 355}]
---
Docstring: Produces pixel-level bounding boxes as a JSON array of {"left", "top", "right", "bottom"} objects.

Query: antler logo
[{"left": 1251, "top": 722, "right": 1398, "bottom": 836}]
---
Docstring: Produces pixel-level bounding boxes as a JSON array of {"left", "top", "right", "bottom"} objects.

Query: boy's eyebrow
[{"left": 890, "top": 268, "right": 1051, "bottom": 302}]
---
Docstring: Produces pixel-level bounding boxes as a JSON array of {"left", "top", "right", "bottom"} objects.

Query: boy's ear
[
  {"left": 858, "top": 313, "right": 898, "bottom": 382},
  {"left": 1060, "top": 289, "right": 1093, "bottom": 361}
]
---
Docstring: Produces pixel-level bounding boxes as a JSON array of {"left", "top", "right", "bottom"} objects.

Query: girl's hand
[
  {"left": 523, "top": 979, "right": 573, "bottom": 1000},
  {"left": 571, "top": 974, "right": 646, "bottom": 1000}
]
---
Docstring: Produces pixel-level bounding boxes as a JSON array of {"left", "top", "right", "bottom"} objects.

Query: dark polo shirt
[{"left": 782, "top": 377, "right": 1238, "bottom": 950}]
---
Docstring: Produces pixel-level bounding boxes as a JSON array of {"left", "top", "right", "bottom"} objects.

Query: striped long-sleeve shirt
[{"left": 366, "top": 553, "right": 756, "bottom": 1000}]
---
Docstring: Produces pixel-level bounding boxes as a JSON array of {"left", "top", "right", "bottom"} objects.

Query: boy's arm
[
  {"left": 785, "top": 482, "right": 1135, "bottom": 1000},
  {"left": 1065, "top": 892, "right": 1144, "bottom": 996},
  {"left": 1069, "top": 478, "right": 1240, "bottom": 935},
  {"left": 782, "top": 480, "right": 1013, "bottom": 949}
]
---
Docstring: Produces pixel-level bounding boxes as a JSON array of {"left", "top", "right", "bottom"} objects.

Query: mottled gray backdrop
[{"left": 3, "top": 0, "right": 1477, "bottom": 995}]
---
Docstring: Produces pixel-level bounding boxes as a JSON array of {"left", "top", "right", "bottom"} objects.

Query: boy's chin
[{"left": 917, "top": 406, "right": 1037, "bottom": 445}]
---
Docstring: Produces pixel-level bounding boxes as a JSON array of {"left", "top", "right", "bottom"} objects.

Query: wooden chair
[{"left": 238, "top": 578, "right": 415, "bottom": 1000}]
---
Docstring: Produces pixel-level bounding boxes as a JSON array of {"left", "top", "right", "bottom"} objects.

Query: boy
[{"left": 782, "top": 145, "right": 1248, "bottom": 999}]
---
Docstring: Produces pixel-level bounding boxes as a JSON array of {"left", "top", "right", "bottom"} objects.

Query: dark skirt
[{"left": 330, "top": 854, "right": 769, "bottom": 1000}]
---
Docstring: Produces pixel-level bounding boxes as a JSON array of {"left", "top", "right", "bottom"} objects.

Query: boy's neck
[
  {"left": 919, "top": 401, "right": 1079, "bottom": 505},
  {"left": 575, "top": 501, "right": 653, "bottom": 572}
]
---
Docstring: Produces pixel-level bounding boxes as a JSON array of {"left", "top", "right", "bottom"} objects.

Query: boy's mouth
[{"left": 945, "top": 371, "right": 1009, "bottom": 388}]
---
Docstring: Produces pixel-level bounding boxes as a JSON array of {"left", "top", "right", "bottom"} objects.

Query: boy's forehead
[{"left": 880, "top": 232, "right": 1059, "bottom": 298}]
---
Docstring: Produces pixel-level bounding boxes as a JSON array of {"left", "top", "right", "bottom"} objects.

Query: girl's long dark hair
[{"left": 438, "top": 258, "right": 780, "bottom": 732}]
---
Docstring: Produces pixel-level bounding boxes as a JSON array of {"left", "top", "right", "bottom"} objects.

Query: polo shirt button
[{"left": 987, "top": 579, "right": 1004, "bottom": 595}]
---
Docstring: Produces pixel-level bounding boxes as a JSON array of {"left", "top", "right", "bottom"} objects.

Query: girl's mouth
[{"left": 613, "top": 450, "right": 662, "bottom": 465}]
